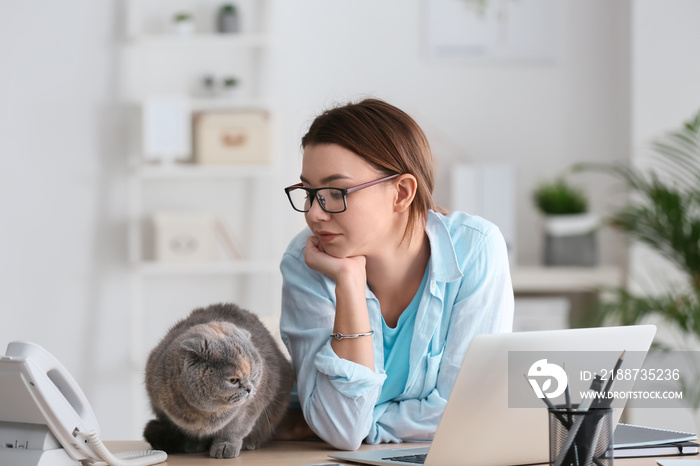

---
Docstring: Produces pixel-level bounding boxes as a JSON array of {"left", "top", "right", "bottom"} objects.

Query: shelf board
[
  {"left": 131, "top": 163, "right": 279, "bottom": 180},
  {"left": 128, "top": 33, "right": 269, "bottom": 47},
  {"left": 189, "top": 98, "right": 270, "bottom": 111},
  {"left": 511, "top": 266, "right": 622, "bottom": 294},
  {"left": 124, "top": 97, "right": 269, "bottom": 112},
  {"left": 136, "top": 260, "right": 278, "bottom": 275}
]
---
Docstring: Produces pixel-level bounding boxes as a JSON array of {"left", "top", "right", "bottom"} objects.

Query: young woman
[{"left": 280, "top": 98, "right": 513, "bottom": 450}]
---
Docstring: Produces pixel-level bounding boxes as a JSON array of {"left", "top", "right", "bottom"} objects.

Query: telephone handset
[{"left": 0, "top": 341, "right": 167, "bottom": 466}]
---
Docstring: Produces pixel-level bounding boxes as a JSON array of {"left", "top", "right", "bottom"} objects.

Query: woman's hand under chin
[{"left": 304, "top": 235, "right": 366, "bottom": 284}]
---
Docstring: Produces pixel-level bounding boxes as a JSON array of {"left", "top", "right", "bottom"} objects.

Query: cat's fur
[{"left": 143, "top": 303, "right": 294, "bottom": 458}]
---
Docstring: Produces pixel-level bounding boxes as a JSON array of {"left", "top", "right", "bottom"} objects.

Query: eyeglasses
[{"left": 284, "top": 174, "right": 400, "bottom": 213}]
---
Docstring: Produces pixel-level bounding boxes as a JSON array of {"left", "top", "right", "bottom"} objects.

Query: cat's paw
[
  {"left": 242, "top": 439, "right": 259, "bottom": 451},
  {"left": 210, "top": 440, "right": 242, "bottom": 458}
]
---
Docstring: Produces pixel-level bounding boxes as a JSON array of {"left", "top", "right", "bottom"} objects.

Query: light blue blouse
[{"left": 280, "top": 210, "right": 514, "bottom": 451}]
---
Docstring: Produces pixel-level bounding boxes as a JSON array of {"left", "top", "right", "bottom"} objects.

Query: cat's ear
[{"left": 181, "top": 336, "right": 212, "bottom": 359}]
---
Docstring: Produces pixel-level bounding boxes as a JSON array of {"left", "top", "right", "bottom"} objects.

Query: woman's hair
[{"left": 301, "top": 98, "right": 439, "bottom": 243}]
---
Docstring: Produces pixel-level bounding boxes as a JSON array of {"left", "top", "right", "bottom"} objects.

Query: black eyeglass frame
[{"left": 284, "top": 173, "right": 401, "bottom": 213}]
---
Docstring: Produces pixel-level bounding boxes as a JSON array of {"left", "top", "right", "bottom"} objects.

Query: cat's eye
[{"left": 229, "top": 378, "right": 239, "bottom": 385}]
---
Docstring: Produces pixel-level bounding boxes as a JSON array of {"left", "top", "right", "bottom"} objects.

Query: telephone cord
[{"left": 77, "top": 430, "right": 168, "bottom": 466}]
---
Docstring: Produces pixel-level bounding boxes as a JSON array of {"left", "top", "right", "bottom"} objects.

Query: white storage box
[{"left": 152, "top": 211, "right": 218, "bottom": 262}]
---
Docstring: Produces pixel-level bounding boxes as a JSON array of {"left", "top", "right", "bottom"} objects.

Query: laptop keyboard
[{"left": 381, "top": 453, "right": 427, "bottom": 464}]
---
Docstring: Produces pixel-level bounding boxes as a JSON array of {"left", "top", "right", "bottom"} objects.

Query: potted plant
[
  {"left": 217, "top": 4, "right": 239, "bottom": 34},
  {"left": 533, "top": 177, "right": 598, "bottom": 266},
  {"left": 220, "top": 76, "right": 239, "bottom": 98},
  {"left": 202, "top": 75, "right": 216, "bottom": 97},
  {"left": 578, "top": 108, "right": 700, "bottom": 409},
  {"left": 172, "top": 12, "right": 194, "bottom": 35}
]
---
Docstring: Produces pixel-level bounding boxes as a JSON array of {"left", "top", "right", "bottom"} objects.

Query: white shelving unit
[
  {"left": 131, "top": 163, "right": 277, "bottom": 180},
  {"left": 122, "top": 0, "right": 281, "bottom": 438},
  {"left": 123, "top": 0, "right": 280, "bottom": 362},
  {"left": 136, "top": 260, "right": 278, "bottom": 275},
  {"left": 126, "top": 33, "right": 269, "bottom": 47}
]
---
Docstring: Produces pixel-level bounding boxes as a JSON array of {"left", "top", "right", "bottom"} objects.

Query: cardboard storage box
[{"left": 193, "top": 110, "right": 271, "bottom": 164}]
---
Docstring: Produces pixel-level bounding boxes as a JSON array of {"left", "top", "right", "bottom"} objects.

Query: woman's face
[{"left": 300, "top": 143, "right": 399, "bottom": 259}]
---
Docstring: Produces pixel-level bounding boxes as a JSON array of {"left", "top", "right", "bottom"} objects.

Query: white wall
[
  {"left": 0, "top": 0, "right": 137, "bottom": 438},
  {"left": 273, "top": 0, "right": 632, "bottom": 268},
  {"left": 2, "top": 0, "right": 691, "bottom": 441}
]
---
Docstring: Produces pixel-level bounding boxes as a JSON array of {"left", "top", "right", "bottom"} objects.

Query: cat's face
[{"left": 178, "top": 323, "right": 263, "bottom": 411}]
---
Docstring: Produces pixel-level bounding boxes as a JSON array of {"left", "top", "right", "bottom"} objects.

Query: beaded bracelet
[{"left": 330, "top": 330, "right": 374, "bottom": 341}]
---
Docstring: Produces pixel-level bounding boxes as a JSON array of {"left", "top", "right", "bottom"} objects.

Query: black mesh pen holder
[{"left": 548, "top": 406, "right": 613, "bottom": 466}]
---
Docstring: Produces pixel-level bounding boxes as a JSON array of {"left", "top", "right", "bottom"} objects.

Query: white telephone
[{"left": 0, "top": 341, "right": 167, "bottom": 466}]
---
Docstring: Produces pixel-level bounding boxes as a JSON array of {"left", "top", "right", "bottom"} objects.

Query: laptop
[{"left": 329, "top": 325, "right": 657, "bottom": 466}]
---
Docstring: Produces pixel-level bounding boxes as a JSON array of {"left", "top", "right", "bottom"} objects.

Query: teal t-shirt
[{"left": 378, "top": 267, "right": 429, "bottom": 404}]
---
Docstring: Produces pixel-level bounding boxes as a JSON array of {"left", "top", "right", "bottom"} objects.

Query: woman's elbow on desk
[
  {"left": 301, "top": 372, "right": 382, "bottom": 451},
  {"left": 307, "top": 413, "right": 367, "bottom": 451},
  {"left": 327, "top": 433, "right": 365, "bottom": 452},
  {"left": 304, "top": 404, "right": 369, "bottom": 451}
]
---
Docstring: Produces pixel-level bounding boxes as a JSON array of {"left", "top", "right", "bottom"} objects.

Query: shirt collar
[{"left": 425, "top": 210, "right": 463, "bottom": 283}]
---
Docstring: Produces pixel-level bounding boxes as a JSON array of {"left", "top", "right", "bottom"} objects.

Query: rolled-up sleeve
[{"left": 280, "top": 234, "right": 386, "bottom": 450}]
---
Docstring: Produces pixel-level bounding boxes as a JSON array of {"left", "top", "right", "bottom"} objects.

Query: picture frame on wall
[{"left": 425, "top": 0, "right": 557, "bottom": 63}]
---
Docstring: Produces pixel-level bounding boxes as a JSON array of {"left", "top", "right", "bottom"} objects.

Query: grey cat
[{"left": 143, "top": 303, "right": 294, "bottom": 458}]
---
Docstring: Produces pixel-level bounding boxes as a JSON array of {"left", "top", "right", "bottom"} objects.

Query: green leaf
[{"left": 533, "top": 178, "right": 588, "bottom": 215}]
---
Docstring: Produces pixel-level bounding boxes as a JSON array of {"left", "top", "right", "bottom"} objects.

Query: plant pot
[
  {"left": 172, "top": 20, "right": 194, "bottom": 36},
  {"left": 217, "top": 8, "right": 239, "bottom": 33},
  {"left": 219, "top": 86, "right": 238, "bottom": 99},
  {"left": 543, "top": 213, "right": 598, "bottom": 267}
]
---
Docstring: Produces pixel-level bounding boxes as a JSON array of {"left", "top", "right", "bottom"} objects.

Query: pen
[
  {"left": 563, "top": 364, "right": 577, "bottom": 465},
  {"left": 585, "top": 412, "right": 606, "bottom": 466},
  {"left": 524, "top": 374, "right": 570, "bottom": 429},
  {"left": 598, "top": 350, "right": 625, "bottom": 409},
  {"left": 604, "top": 350, "right": 625, "bottom": 394},
  {"left": 553, "top": 375, "right": 604, "bottom": 466},
  {"left": 590, "top": 352, "right": 624, "bottom": 465},
  {"left": 562, "top": 364, "right": 579, "bottom": 466},
  {"left": 564, "top": 363, "right": 572, "bottom": 412}
]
